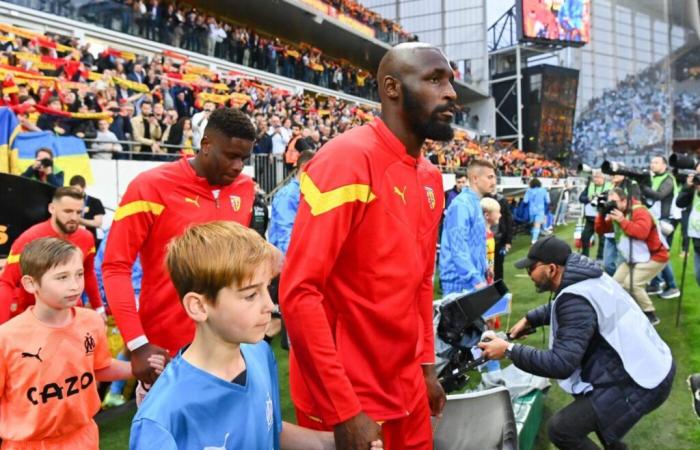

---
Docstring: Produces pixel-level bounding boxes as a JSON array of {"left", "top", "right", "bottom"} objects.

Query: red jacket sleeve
[
  {"left": 419, "top": 174, "right": 443, "bottom": 364},
  {"left": 102, "top": 176, "right": 160, "bottom": 346},
  {"left": 594, "top": 214, "right": 612, "bottom": 235},
  {"left": 619, "top": 207, "right": 653, "bottom": 240},
  {"left": 82, "top": 245, "right": 103, "bottom": 310},
  {"left": 0, "top": 256, "right": 20, "bottom": 324},
  {"left": 0, "top": 233, "right": 31, "bottom": 324},
  {"left": 279, "top": 156, "right": 371, "bottom": 426}
]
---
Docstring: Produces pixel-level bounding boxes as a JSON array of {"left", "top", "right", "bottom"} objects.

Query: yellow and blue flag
[
  {"left": 0, "top": 107, "right": 21, "bottom": 174},
  {"left": 13, "top": 131, "right": 93, "bottom": 185}
]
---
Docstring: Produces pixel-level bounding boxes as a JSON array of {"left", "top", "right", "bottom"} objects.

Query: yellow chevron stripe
[
  {"left": 88, "top": 246, "right": 96, "bottom": 255},
  {"left": 113, "top": 201, "right": 165, "bottom": 221},
  {"left": 6, "top": 252, "right": 19, "bottom": 264},
  {"left": 300, "top": 172, "right": 376, "bottom": 217}
]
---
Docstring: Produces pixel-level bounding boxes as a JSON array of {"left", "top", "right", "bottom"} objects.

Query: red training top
[
  {"left": 280, "top": 118, "right": 443, "bottom": 426},
  {"left": 102, "top": 158, "right": 254, "bottom": 355},
  {"left": 0, "top": 220, "right": 102, "bottom": 323}
]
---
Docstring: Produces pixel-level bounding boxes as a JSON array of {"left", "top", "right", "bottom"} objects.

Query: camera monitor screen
[{"left": 518, "top": 0, "right": 590, "bottom": 46}]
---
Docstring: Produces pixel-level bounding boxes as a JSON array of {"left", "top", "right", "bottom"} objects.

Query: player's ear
[
  {"left": 20, "top": 275, "right": 39, "bottom": 294},
  {"left": 181, "top": 292, "right": 209, "bottom": 322}
]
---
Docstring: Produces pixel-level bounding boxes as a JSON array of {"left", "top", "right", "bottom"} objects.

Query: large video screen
[
  {"left": 518, "top": 0, "right": 590, "bottom": 46},
  {"left": 521, "top": 65, "right": 580, "bottom": 162}
]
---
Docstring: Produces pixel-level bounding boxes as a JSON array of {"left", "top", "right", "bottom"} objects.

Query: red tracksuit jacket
[
  {"left": 102, "top": 158, "right": 254, "bottom": 354},
  {"left": 280, "top": 118, "right": 443, "bottom": 425},
  {"left": 0, "top": 220, "right": 102, "bottom": 323}
]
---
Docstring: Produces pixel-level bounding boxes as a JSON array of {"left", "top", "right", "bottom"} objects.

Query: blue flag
[
  {"left": 13, "top": 131, "right": 93, "bottom": 185},
  {"left": 0, "top": 107, "right": 21, "bottom": 174}
]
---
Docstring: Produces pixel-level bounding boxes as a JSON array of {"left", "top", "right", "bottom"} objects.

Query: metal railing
[
  {"left": 81, "top": 140, "right": 291, "bottom": 194},
  {"left": 252, "top": 154, "right": 293, "bottom": 195},
  {"left": 82, "top": 138, "right": 199, "bottom": 161}
]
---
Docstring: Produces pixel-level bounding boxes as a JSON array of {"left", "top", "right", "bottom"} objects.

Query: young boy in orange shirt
[{"left": 0, "top": 237, "right": 164, "bottom": 449}]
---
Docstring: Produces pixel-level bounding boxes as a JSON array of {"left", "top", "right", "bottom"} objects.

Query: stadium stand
[{"left": 0, "top": 20, "right": 565, "bottom": 183}]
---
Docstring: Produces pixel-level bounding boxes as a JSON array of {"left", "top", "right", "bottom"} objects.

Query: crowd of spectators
[
  {"left": 318, "top": 0, "right": 417, "bottom": 44},
  {"left": 673, "top": 91, "right": 700, "bottom": 135},
  {"left": 0, "top": 23, "right": 566, "bottom": 179},
  {"left": 675, "top": 45, "right": 700, "bottom": 83},
  {"left": 8, "top": 0, "right": 386, "bottom": 102},
  {"left": 672, "top": 45, "right": 700, "bottom": 137},
  {"left": 0, "top": 25, "right": 384, "bottom": 159},
  {"left": 572, "top": 66, "right": 669, "bottom": 164},
  {"left": 425, "top": 138, "right": 568, "bottom": 178}
]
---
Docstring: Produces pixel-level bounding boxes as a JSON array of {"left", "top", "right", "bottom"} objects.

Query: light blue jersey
[
  {"left": 524, "top": 187, "right": 550, "bottom": 223},
  {"left": 268, "top": 178, "right": 300, "bottom": 255},
  {"left": 439, "top": 187, "right": 487, "bottom": 294},
  {"left": 130, "top": 342, "right": 283, "bottom": 450}
]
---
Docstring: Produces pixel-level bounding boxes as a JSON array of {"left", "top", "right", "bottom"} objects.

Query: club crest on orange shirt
[
  {"left": 425, "top": 186, "right": 436, "bottom": 210},
  {"left": 84, "top": 333, "right": 96, "bottom": 355},
  {"left": 230, "top": 195, "right": 241, "bottom": 212}
]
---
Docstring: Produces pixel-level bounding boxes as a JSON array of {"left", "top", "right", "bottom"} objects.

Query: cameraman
[
  {"left": 595, "top": 188, "right": 668, "bottom": 325},
  {"left": 641, "top": 156, "right": 681, "bottom": 299},
  {"left": 579, "top": 170, "right": 610, "bottom": 259},
  {"left": 675, "top": 162, "right": 700, "bottom": 285},
  {"left": 602, "top": 175, "right": 641, "bottom": 276},
  {"left": 479, "top": 237, "right": 674, "bottom": 450},
  {"left": 21, "top": 147, "right": 64, "bottom": 187}
]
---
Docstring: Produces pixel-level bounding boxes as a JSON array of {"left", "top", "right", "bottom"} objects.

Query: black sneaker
[
  {"left": 688, "top": 374, "right": 700, "bottom": 419},
  {"left": 660, "top": 288, "right": 681, "bottom": 299},
  {"left": 644, "top": 311, "right": 660, "bottom": 326},
  {"left": 646, "top": 284, "right": 663, "bottom": 295}
]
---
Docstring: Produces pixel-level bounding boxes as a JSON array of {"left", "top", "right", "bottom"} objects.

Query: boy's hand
[
  {"left": 147, "top": 354, "right": 168, "bottom": 375},
  {"left": 334, "top": 412, "right": 381, "bottom": 450},
  {"left": 132, "top": 343, "right": 170, "bottom": 384}
]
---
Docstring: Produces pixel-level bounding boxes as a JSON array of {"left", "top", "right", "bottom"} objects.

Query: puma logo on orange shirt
[
  {"left": 21, "top": 347, "right": 42, "bottom": 362},
  {"left": 393, "top": 186, "right": 407, "bottom": 205},
  {"left": 184, "top": 196, "right": 200, "bottom": 207}
]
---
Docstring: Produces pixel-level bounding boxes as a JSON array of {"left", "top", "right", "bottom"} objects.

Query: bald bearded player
[{"left": 280, "top": 43, "right": 457, "bottom": 450}]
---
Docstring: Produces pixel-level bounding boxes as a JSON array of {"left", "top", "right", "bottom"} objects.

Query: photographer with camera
[
  {"left": 579, "top": 170, "right": 611, "bottom": 259},
  {"left": 478, "top": 236, "right": 675, "bottom": 450},
  {"left": 602, "top": 175, "right": 641, "bottom": 275},
  {"left": 641, "top": 156, "right": 681, "bottom": 299},
  {"left": 191, "top": 100, "right": 215, "bottom": 148},
  {"left": 20, "top": 147, "right": 64, "bottom": 187},
  {"left": 595, "top": 188, "right": 669, "bottom": 325},
  {"left": 674, "top": 162, "right": 700, "bottom": 286}
]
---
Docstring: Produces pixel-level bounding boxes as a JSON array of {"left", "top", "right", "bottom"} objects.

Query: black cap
[{"left": 514, "top": 236, "right": 571, "bottom": 270}]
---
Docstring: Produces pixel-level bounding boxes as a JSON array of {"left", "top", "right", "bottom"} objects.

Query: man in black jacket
[
  {"left": 479, "top": 236, "right": 675, "bottom": 450},
  {"left": 675, "top": 162, "right": 700, "bottom": 286}
]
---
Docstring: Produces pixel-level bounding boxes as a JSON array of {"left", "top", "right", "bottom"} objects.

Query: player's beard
[
  {"left": 401, "top": 84, "right": 455, "bottom": 142},
  {"left": 55, "top": 217, "right": 79, "bottom": 234}
]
